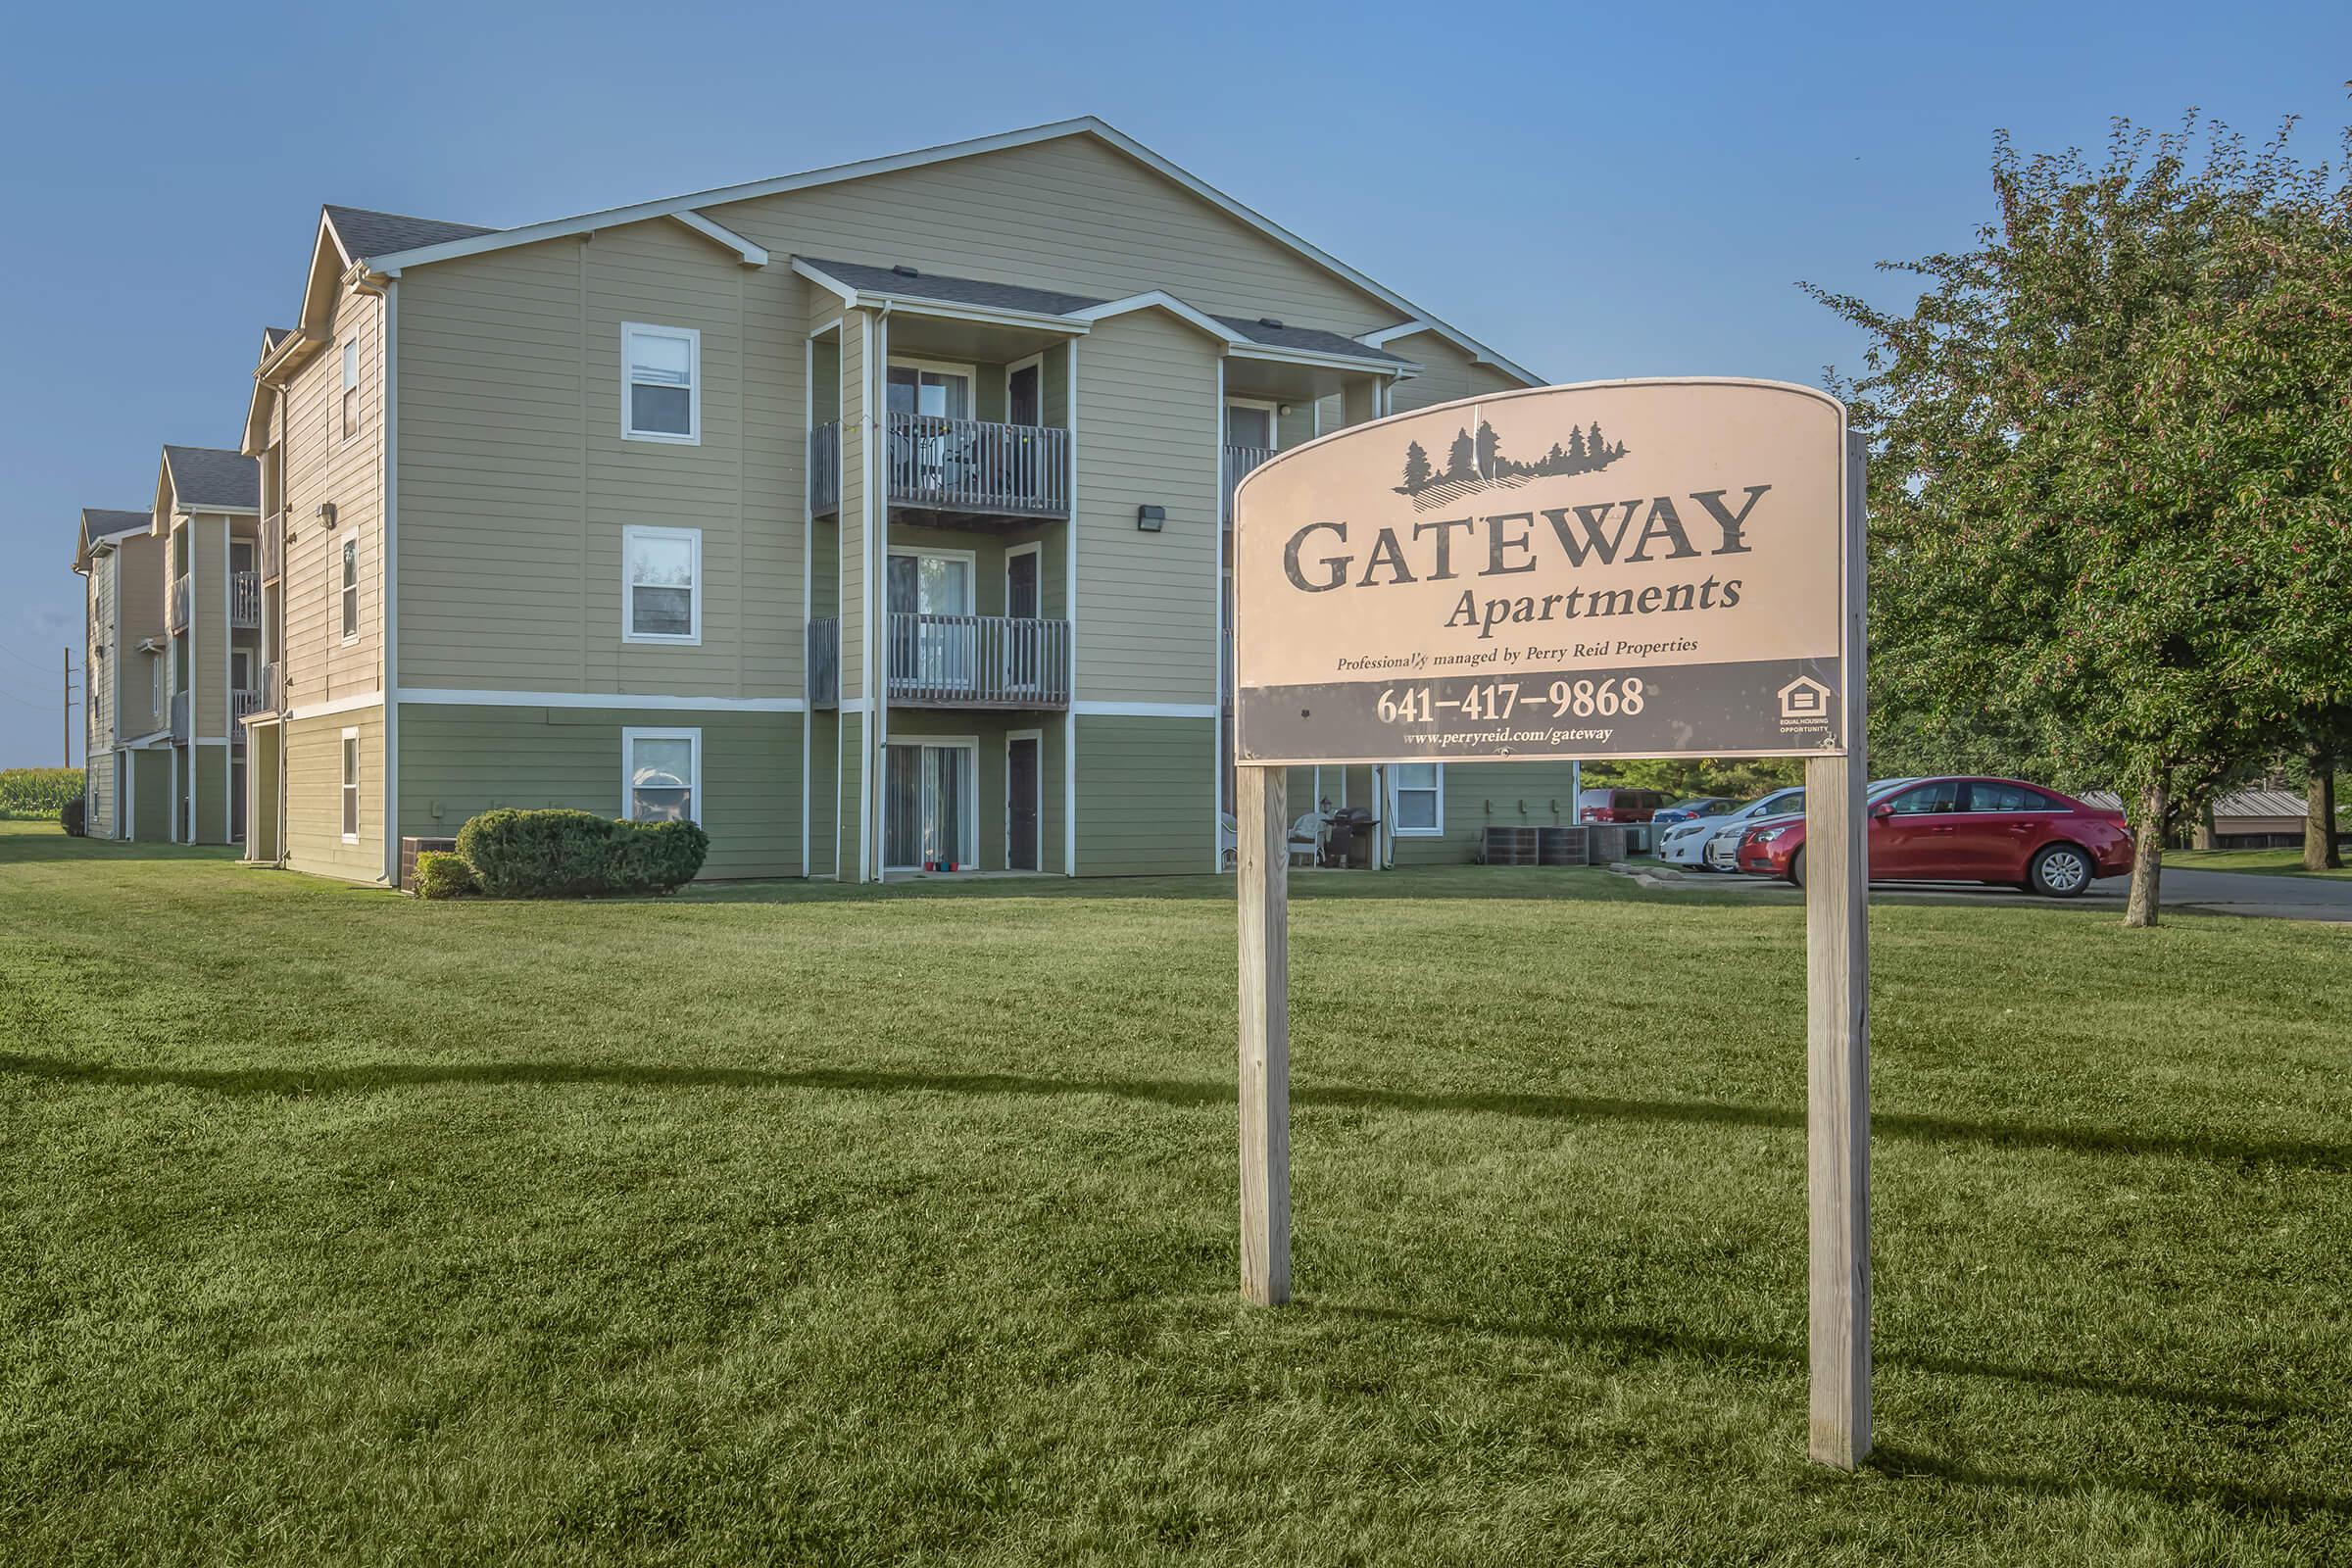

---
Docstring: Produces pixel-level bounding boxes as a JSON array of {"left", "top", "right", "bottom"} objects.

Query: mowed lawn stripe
[{"left": 3, "top": 821, "right": 2347, "bottom": 1564}]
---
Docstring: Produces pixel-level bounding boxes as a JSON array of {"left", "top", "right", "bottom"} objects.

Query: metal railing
[
  {"left": 807, "top": 618, "right": 840, "bottom": 709},
  {"left": 261, "top": 661, "right": 284, "bottom": 713},
  {"left": 885, "top": 612, "right": 1071, "bottom": 709},
  {"left": 169, "top": 688, "right": 190, "bottom": 743},
  {"left": 1222, "top": 443, "right": 1275, "bottom": 521},
  {"left": 168, "top": 575, "right": 191, "bottom": 634},
  {"left": 260, "top": 514, "right": 284, "bottom": 581},
  {"left": 809, "top": 420, "right": 841, "bottom": 515},
  {"left": 231, "top": 570, "right": 261, "bottom": 629},
  {"left": 231, "top": 688, "right": 262, "bottom": 740},
  {"left": 884, "top": 414, "right": 1069, "bottom": 517}
]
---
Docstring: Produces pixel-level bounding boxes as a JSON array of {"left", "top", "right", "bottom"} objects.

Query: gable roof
[
  {"left": 1211, "top": 314, "right": 1410, "bottom": 365},
  {"left": 160, "top": 445, "right": 260, "bottom": 513},
  {"left": 82, "top": 508, "right": 149, "bottom": 541},
  {"left": 337, "top": 118, "right": 1538, "bottom": 384},
  {"left": 321, "top": 205, "right": 496, "bottom": 266},
  {"left": 798, "top": 257, "right": 1106, "bottom": 319}
]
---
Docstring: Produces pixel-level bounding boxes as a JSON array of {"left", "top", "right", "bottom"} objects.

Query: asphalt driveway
[{"left": 1657, "top": 864, "right": 2352, "bottom": 922}]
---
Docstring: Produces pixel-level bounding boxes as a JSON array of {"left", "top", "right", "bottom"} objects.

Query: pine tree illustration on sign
[{"left": 1396, "top": 417, "right": 1628, "bottom": 509}]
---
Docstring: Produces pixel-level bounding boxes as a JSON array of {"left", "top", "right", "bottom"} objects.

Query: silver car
[{"left": 1660, "top": 787, "right": 1806, "bottom": 870}]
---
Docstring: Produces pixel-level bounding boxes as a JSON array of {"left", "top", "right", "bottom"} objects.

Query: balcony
[
  {"left": 807, "top": 618, "right": 840, "bottom": 710},
  {"left": 231, "top": 570, "right": 261, "bottom": 629},
  {"left": 809, "top": 415, "right": 1071, "bottom": 524},
  {"left": 1222, "top": 443, "right": 1275, "bottom": 523},
  {"left": 886, "top": 612, "right": 1070, "bottom": 710},
  {"left": 168, "top": 575, "right": 191, "bottom": 634},
  {"left": 169, "top": 689, "right": 190, "bottom": 743}
]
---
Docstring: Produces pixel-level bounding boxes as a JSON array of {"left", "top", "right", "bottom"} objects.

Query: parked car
[
  {"left": 1578, "top": 787, "right": 1666, "bottom": 824},
  {"left": 1651, "top": 796, "right": 1735, "bottom": 828},
  {"left": 1659, "top": 787, "right": 1805, "bottom": 869},
  {"left": 1734, "top": 776, "right": 2132, "bottom": 897}
]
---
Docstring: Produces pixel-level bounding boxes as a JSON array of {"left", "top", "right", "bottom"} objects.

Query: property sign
[{"left": 1231, "top": 379, "right": 1850, "bottom": 763}]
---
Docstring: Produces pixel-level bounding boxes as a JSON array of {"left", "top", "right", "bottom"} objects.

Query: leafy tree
[
  {"left": 1808, "top": 112, "right": 2352, "bottom": 925},
  {"left": 1401, "top": 440, "right": 1433, "bottom": 492}
]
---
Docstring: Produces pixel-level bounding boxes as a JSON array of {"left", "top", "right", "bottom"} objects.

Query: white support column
[
  {"left": 1804, "top": 432, "right": 1871, "bottom": 1469},
  {"left": 1063, "top": 335, "right": 1080, "bottom": 878},
  {"left": 1237, "top": 762, "right": 1291, "bottom": 1305}
]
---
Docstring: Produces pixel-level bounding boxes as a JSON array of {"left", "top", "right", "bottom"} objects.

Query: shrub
[
  {"left": 454, "top": 808, "right": 710, "bottom": 898},
  {"left": 413, "top": 851, "right": 477, "bottom": 900},
  {"left": 0, "top": 767, "right": 84, "bottom": 821},
  {"left": 59, "top": 796, "right": 86, "bottom": 837}
]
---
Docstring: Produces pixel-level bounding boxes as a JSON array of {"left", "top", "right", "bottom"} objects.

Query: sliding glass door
[{"left": 884, "top": 741, "right": 977, "bottom": 871}]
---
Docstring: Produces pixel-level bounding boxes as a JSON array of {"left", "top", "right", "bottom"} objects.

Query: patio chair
[
  {"left": 1288, "top": 810, "right": 1327, "bottom": 867},
  {"left": 1217, "top": 812, "right": 1238, "bottom": 871}
]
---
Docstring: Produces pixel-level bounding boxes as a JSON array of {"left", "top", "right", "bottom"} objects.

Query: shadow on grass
[
  {"left": 1867, "top": 1444, "right": 2352, "bottom": 1520},
  {"left": 4, "top": 1054, "right": 2344, "bottom": 1171},
  {"left": 1323, "top": 1302, "right": 2306, "bottom": 1418}
]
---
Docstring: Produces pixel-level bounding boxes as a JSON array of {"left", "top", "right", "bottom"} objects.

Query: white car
[{"left": 1658, "top": 788, "right": 1806, "bottom": 869}]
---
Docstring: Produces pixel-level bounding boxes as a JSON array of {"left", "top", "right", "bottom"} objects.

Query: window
[
  {"left": 622, "top": 322, "right": 700, "bottom": 442},
  {"left": 340, "top": 728, "right": 360, "bottom": 842},
  {"left": 339, "top": 339, "right": 361, "bottom": 439},
  {"left": 1886, "top": 781, "right": 1963, "bottom": 814},
  {"left": 624, "top": 728, "right": 700, "bottom": 823},
  {"left": 1225, "top": 401, "right": 1277, "bottom": 451},
  {"left": 886, "top": 361, "right": 972, "bottom": 419},
  {"left": 1965, "top": 782, "right": 2056, "bottom": 812},
  {"left": 623, "top": 525, "right": 701, "bottom": 643},
  {"left": 339, "top": 538, "right": 359, "bottom": 642},
  {"left": 1392, "top": 763, "right": 1443, "bottom": 835}
]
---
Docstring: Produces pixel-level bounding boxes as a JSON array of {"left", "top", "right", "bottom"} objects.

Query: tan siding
[
  {"left": 113, "top": 533, "right": 167, "bottom": 738},
  {"left": 287, "top": 706, "right": 384, "bottom": 881},
  {"left": 836, "top": 316, "right": 866, "bottom": 697},
  {"left": 281, "top": 287, "right": 387, "bottom": 711},
  {"left": 710, "top": 136, "right": 1397, "bottom": 337},
  {"left": 1073, "top": 310, "right": 1220, "bottom": 705},
  {"left": 1386, "top": 331, "right": 1526, "bottom": 417}
]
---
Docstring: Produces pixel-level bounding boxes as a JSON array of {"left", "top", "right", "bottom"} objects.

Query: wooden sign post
[{"left": 1229, "top": 379, "right": 1871, "bottom": 1467}]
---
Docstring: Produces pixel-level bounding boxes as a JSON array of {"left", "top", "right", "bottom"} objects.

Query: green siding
[
  {"left": 1075, "top": 714, "right": 1215, "bottom": 875},
  {"left": 837, "top": 711, "right": 865, "bottom": 878},
  {"left": 192, "top": 745, "right": 231, "bottom": 845},
  {"left": 130, "top": 748, "right": 172, "bottom": 842},
  {"left": 397, "top": 705, "right": 803, "bottom": 880},
  {"left": 807, "top": 710, "right": 839, "bottom": 877},
  {"left": 1389, "top": 760, "right": 1584, "bottom": 867}
]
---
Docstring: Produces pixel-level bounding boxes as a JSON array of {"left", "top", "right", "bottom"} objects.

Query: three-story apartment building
[
  {"left": 153, "top": 445, "right": 265, "bottom": 845},
  {"left": 220, "top": 118, "right": 1577, "bottom": 885},
  {"left": 72, "top": 509, "right": 169, "bottom": 839}
]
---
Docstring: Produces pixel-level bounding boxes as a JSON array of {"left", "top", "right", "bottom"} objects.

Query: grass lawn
[
  {"left": 4, "top": 819, "right": 2348, "bottom": 1564},
  {"left": 2167, "top": 845, "right": 2352, "bottom": 879}
]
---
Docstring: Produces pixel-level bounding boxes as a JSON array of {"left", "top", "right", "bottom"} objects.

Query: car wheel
[
  {"left": 1787, "top": 849, "right": 1805, "bottom": 888},
  {"left": 2029, "top": 843, "right": 2092, "bottom": 898}
]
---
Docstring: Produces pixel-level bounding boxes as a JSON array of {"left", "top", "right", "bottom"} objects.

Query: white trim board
[
  {"left": 288, "top": 691, "right": 387, "bottom": 721},
  {"left": 394, "top": 687, "right": 805, "bottom": 712},
  {"left": 1072, "top": 701, "right": 1217, "bottom": 718},
  {"left": 354, "top": 119, "right": 1540, "bottom": 385}
]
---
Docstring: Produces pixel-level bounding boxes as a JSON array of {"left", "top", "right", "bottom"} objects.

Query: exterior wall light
[{"left": 1137, "top": 505, "right": 1165, "bottom": 532}]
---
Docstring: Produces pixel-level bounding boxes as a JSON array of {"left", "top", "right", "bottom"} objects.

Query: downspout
[
  {"left": 870, "top": 303, "right": 891, "bottom": 882},
  {"left": 381, "top": 277, "right": 400, "bottom": 885}
]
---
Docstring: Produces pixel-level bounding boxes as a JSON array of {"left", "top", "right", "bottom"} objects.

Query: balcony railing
[
  {"left": 169, "top": 689, "right": 190, "bottom": 743},
  {"left": 1222, "top": 443, "right": 1275, "bottom": 522},
  {"left": 886, "top": 612, "right": 1071, "bottom": 709},
  {"left": 808, "top": 618, "right": 840, "bottom": 709},
  {"left": 809, "top": 421, "right": 841, "bottom": 515},
  {"left": 168, "top": 575, "right": 191, "bottom": 634},
  {"left": 261, "top": 661, "right": 284, "bottom": 713},
  {"left": 231, "top": 688, "right": 262, "bottom": 742},
  {"left": 231, "top": 570, "right": 261, "bottom": 629},
  {"left": 260, "top": 514, "right": 284, "bottom": 582},
  {"left": 886, "top": 414, "right": 1069, "bottom": 518}
]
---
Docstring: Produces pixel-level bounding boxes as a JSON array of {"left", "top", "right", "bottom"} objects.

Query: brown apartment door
[{"left": 1007, "top": 736, "right": 1041, "bottom": 872}]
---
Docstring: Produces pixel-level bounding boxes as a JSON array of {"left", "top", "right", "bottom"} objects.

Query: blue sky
[{"left": 2, "top": 0, "right": 2345, "bottom": 765}]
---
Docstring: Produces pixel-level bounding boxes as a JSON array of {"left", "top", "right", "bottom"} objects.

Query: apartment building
[
  {"left": 152, "top": 445, "right": 265, "bottom": 844},
  {"left": 217, "top": 117, "right": 1575, "bottom": 884},
  {"left": 72, "top": 509, "right": 168, "bottom": 838}
]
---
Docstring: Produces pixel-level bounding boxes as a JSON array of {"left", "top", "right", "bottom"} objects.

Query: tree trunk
[
  {"left": 2193, "top": 799, "right": 2217, "bottom": 852},
  {"left": 2307, "top": 750, "right": 2341, "bottom": 872},
  {"left": 2124, "top": 781, "right": 2167, "bottom": 928}
]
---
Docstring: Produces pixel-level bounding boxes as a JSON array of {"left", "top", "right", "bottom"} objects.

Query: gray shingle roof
[
  {"left": 799, "top": 257, "right": 1106, "bottom": 317},
  {"left": 323, "top": 205, "right": 497, "bottom": 263},
  {"left": 81, "top": 508, "right": 149, "bottom": 541},
  {"left": 162, "top": 446, "right": 260, "bottom": 512},
  {"left": 264, "top": 325, "right": 295, "bottom": 351},
  {"left": 1213, "top": 315, "right": 1410, "bottom": 364}
]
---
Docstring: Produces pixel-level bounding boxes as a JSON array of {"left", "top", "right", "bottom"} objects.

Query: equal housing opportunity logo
[
  {"left": 1778, "top": 674, "right": 1833, "bottom": 737},
  {"left": 1396, "top": 417, "right": 1628, "bottom": 511}
]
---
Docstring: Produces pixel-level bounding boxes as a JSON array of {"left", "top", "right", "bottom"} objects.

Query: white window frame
[
  {"left": 1004, "top": 353, "right": 1046, "bottom": 426},
  {"left": 1390, "top": 761, "right": 1445, "bottom": 837},
  {"left": 1225, "top": 397, "right": 1281, "bottom": 451},
  {"left": 882, "top": 735, "right": 980, "bottom": 872},
  {"left": 622, "top": 524, "right": 703, "bottom": 645},
  {"left": 338, "top": 337, "right": 362, "bottom": 443},
  {"left": 339, "top": 726, "right": 361, "bottom": 843},
  {"left": 885, "top": 545, "right": 979, "bottom": 616},
  {"left": 621, "top": 321, "right": 702, "bottom": 445},
  {"left": 622, "top": 726, "right": 703, "bottom": 825},
  {"left": 338, "top": 537, "right": 359, "bottom": 645},
  {"left": 886, "top": 357, "right": 979, "bottom": 419}
]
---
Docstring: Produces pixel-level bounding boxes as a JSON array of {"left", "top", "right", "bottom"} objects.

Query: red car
[
  {"left": 1733, "top": 776, "right": 2132, "bottom": 897},
  {"left": 1578, "top": 787, "right": 1666, "bottom": 824}
]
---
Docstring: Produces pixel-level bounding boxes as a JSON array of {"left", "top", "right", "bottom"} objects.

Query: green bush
[
  {"left": 59, "top": 796, "right": 86, "bottom": 837},
  {"left": 0, "top": 767, "right": 84, "bottom": 821},
  {"left": 413, "top": 852, "right": 477, "bottom": 900},
  {"left": 454, "top": 808, "right": 710, "bottom": 898}
]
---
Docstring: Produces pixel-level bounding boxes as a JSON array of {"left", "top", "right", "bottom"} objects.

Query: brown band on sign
[{"left": 1231, "top": 378, "right": 1849, "bottom": 765}]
